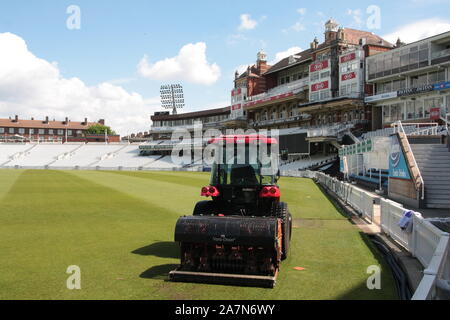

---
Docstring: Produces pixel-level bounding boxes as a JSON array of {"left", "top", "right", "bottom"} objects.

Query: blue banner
[
  {"left": 389, "top": 135, "right": 411, "bottom": 180},
  {"left": 434, "top": 81, "right": 450, "bottom": 91}
]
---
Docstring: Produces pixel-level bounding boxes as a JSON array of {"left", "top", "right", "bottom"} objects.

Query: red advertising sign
[
  {"left": 430, "top": 107, "right": 441, "bottom": 120},
  {"left": 231, "top": 104, "right": 241, "bottom": 110},
  {"left": 340, "top": 52, "right": 356, "bottom": 63},
  {"left": 309, "top": 60, "right": 329, "bottom": 73},
  {"left": 311, "top": 81, "right": 329, "bottom": 92},
  {"left": 231, "top": 88, "right": 241, "bottom": 96},
  {"left": 341, "top": 72, "right": 356, "bottom": 81},
  {"left": 244, "top": 92, "right": 294, "bottom": 107}
]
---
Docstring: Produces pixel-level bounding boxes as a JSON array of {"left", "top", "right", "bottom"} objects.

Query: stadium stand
[
  {"left": 280, "top": 154, "right": 337, "bottom": 172},
  {"left": 49, "top": 144, "right": 128, "bottom": 168},
  {"left": 4, "top": 144, "right": 82, "bottom": 167},
  {"left": 96, "top": 145, "right": 160, "bottom": 169},
  {"left": 0, "top": 143, "right": 36, "bottom": 166}
]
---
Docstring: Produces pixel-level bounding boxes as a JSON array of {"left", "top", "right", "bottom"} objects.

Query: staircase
[{"left": 410, "top": 143, "right": 450, "bottom": 209}]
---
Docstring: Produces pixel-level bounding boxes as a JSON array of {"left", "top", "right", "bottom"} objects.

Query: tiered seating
[
  {"left": 6, "top": 144, "right": 81, "bottom": 167},
  {"left": 0, "top": 144, "right": 33, "bottom": 165},
  {"left": 98, "top": 145, "right": 160, "bottom": 168},
  {"left": 49, "top": 145, "right": 125, "bottom": 168},
  {"left": 280, "top": 154, "right": 337, "bottom": 172}
]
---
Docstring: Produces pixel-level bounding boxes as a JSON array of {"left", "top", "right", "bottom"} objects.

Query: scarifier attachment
[{"left": 169, "top": 216, "right": 282, "bottom": 288}]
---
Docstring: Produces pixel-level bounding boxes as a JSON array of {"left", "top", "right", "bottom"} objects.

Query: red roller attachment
[
  {"left": 259, "top": 186, "right": 280, "bottom": 198},
  {"left": 201, "top": 186, "right": 220, "bottom": 197}
]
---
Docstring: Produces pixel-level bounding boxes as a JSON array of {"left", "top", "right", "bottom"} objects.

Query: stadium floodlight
[{"left": 160, "top": 84, "right": 185, "bottom": 115}]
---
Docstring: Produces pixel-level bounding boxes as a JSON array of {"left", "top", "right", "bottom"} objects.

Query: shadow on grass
[
  {"left": 140, "top": 264, "right": 178, "bottom": 280},
  {"left": 132, "top": 241, "right": 179, "bottom": 259}
]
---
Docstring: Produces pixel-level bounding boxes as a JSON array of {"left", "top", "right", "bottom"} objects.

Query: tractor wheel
[
  {"left": 274, "top": 202, "right": 292, "bottom": 260},
  {"left": 193, "top": 200, "right": 215, "bottom": 216}
]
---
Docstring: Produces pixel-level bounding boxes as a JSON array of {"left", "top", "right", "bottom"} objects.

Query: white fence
[
  {"left": 314, "top": 171, "right": 450, "bottom": 300},
  {"left": 315, "top": 172, "right": 375, "bottom": 223}
]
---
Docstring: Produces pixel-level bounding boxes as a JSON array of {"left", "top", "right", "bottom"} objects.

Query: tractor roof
[{"left": 208, "top": 134, "right": 278, "bottom": 144}]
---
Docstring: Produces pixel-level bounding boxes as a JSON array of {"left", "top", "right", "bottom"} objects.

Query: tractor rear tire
[
  {"left": 193, "top": 200, "right": 216, "bottom": 216},
  {"left": 274, "top": 202, "right": 292, "bottom": 260}
]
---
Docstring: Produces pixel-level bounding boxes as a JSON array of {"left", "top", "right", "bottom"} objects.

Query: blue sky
[{"left": 1, "top": 0, "right": 450, "bottom": 134}]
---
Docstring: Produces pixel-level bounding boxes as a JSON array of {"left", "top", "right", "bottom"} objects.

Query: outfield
[{"left": 0, "top": 170, "right": 397, "bottom": 299}]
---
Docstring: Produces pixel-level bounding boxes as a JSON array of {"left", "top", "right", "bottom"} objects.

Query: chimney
[
  {"left": 44, "top": 116, "right": 49, "bottom": 124},
  {"left": 31, "top": 117, "right": 34, "bottom": 121},
  {"left": 64, "top": 117, "right": 69, "bottom": 124},
  {"left": 310, "top": 37, "right": 319, "bottom": 50},
  {"left": 83, "top": 118, "right": 88, "bottom": 125},
  {"left": 98, "top": 119, "right": 105, "bottom": 125},
  {"left": 14, "top": 115, "right": 18, "bottom": 122}
]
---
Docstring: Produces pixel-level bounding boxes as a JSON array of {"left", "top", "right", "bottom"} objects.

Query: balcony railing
[
  {"left": 247, "top": 78, "right": 309, "bottom": 102},
  {"left": 432, "top": 48, "right": 450, "bottom": 60},
  {"left": 151, "top": 119, "right": 229, "bottom": 132},
  {"left": 250, "top": 114, "right": 311, "bottom": 127}
]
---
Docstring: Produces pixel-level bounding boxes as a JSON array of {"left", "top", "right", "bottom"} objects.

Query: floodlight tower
[{"left": 160, "top": 84, "right": 185, "bottom": 115}]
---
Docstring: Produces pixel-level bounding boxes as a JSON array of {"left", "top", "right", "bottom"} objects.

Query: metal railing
[
  {"left": 392, "top": 121, "right": 425, "bottom": 200},
  {"left": 247, "top": 78, "right": 309, "bottom": 102}
]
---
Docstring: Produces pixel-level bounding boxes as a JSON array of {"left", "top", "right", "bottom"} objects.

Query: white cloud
[
  {"left": 137, "top": 42, "right": 220, "bottom": 85},
  {"left": 270, "top": 47, "right": 303, "bottom": 65},
  {"left": 383, "top": 18, "right": 450, "bottom": 44},
  {"left": 238, "top": 14, "right": 258, "bottom": 30},
  {"left": 283, "top": 9, "right": 307, "bottom": 33},
  {"left": 347, "top": 9, "right": 363, "bottom": 28},
  {"left": 227, "top": 33, "right": 247, "bottom": 45},
  {"left": 0, "top": 32, "right": 159, "bottom": 135}
]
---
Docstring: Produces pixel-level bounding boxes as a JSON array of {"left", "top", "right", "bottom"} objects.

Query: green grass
[{"left": 0, "top": 170, "right": 397, "bottom": 300}]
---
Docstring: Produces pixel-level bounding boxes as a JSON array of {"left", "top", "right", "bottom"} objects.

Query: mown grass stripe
[{"left": 0, "top": 169, "right": 397, "bottom": 300}]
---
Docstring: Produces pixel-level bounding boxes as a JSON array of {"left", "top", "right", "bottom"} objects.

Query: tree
[{"left": 86, "top": 124, "right": 116, "bottom": 135}]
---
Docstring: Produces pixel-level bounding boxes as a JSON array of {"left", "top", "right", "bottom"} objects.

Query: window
[
  {"left": 393, "top": 79, "right": 406, "bottom": 91},
  {"left": 39, "top": 129, "right": 45, "bottom": 135},
  {"left": 30, "top": 129, "right": 34, "bottom": 134},
  {"left": 310, "top": 92, "right": 319, "bottom": 102},
  {"left": 406, "top": 101, "right": 415, "bottom": 119},
  {"left": 310, "top": 72, "right": 319, "bottom": 81},
  {"left": 320, "top": 71, "right": 330, "bottom": 79},
  {"left": 383, "top": 105, "right": 391, "bottom": 123},
  {"left": 9, "top": 128, "right": 14, "bottom": 134},
  {"left": 392, "top": 52, "right": 400, "bottom": 72},
  {"left": 0, "top": 128, "right": 4, "bottom": 134},
  {"left": 429, "top": 70, "right": 446, "bottom": 83},
  {"left": 390, "top": 103, "right": 403, "bottom": 121},
  {"left": 410, "top": 73, "right": 428, "bottom": 87},
  {"left": 48, "top": 129, "right": 54, "bottom": 135},
  {"left": 320, "top": 90, "right": 330, "bottom": 100},
  {"left": 58, "top": 129, "right": 64, "bottom": 136},
  {"left": 18, "top": 128, "right": 25, "bottom": 134}
]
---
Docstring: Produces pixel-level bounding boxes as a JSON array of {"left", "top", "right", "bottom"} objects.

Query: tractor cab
[{"left": 204, "top": 135, "right": 280, "bottom": 216}]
